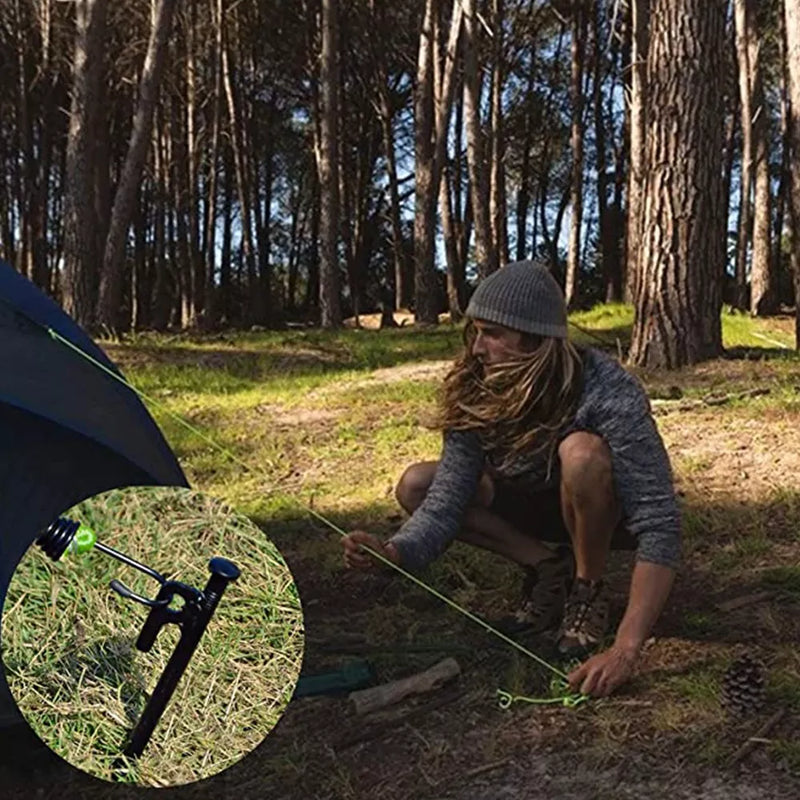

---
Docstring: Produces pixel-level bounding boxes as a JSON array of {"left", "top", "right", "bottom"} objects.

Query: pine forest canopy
[{"left": 1, "top": 0, "right": 800, "bottom": 368}]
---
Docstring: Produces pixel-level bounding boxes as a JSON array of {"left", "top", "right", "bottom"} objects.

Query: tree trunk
[
  {"left": 434, "top": 0, "right": 464, "bottom": 319},
  {"left": 784, "top": 0, "right": 800, "bottom": 346},
  {"left": 219, "top": 150, "right": 234, "bottom": 324},
  {"left": 202, "top": 0, "right": 224, "bottom": 329},
  {"left": 222, "top": 18, "right": 258, "bottom": 326},
  {"left": 774, "top": 11, "right": 790, "bottom": 308},
  {"left": 565, "top": 1, "right": 588, "bottom": 307},
  {"left": 489, "top": 0, "right": 508, "bottom": 267},
  {"left": 624, "top": 0, "right": 648, "bottom": 304},
  {"left": 318, "top": 0, "right": 342, "bottom": 328},
  {"left": 733, "top": 0, "right": 753, "bottom": 310},
  {"left": 413, "top": 0, "right": 439, "bottom": 324},
  {"left": 185, "top": 0, "right": 204, "bottom": 325},
  {"left": 628, "top": 0, "right": 727, "bottom": 368},
  {"left": 747, "top": 0, "right": 772, "bottom": 316},
  {"left": 96, "top": 0, "right": 177, "bottom": 333},
  {"left": 377, "top": 78, "right": 409, "bottom": 311},
  {"left": 593, "top": 3, "right": 611, "bottom": 301},
  {"left": 62, "top": 0, "right": 109, "bottom": 328},
  {"left": 462, "top": 0, "right": 495, "bottom": 277},
  {"left": 151, "top": 108, "right": 170, "bottom": 330}
]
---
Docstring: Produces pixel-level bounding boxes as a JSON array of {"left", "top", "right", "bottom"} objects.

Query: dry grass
[{"left": 2, "top": 487, "right": 303, "bottom": 787}]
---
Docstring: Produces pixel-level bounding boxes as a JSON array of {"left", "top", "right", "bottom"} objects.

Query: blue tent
[{"left": 0, "top": 260, "right": 187, "bottom": 726}]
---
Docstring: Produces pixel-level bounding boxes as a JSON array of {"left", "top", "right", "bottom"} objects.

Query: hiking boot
[
  {"left": 511, "top": 545, "right": 575, "bottom": 633},
  {"left": 557, "top": 577, "right": 610, "bottom": 655}
]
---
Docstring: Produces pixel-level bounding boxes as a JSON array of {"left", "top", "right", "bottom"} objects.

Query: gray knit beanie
[{"left": 465, "top": 260, "right": 567, "bottom": 339}]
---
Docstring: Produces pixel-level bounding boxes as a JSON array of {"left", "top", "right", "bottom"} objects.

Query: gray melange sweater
[{"left": 388, "top": 347, "right": 681, "bottom": 572}]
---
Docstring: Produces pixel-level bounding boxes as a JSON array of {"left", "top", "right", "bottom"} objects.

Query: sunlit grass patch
[{"left": 721, "top": 310, "right": 797, "bottom": 350}]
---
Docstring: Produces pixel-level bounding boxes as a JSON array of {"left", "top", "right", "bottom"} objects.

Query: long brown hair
[{"left": 434, "top": 319, "right": 584, "bottom": 472}]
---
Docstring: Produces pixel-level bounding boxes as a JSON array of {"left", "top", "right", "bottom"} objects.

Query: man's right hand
[{"left": 342, "top": 530, "right": 401, "bottom": 570}]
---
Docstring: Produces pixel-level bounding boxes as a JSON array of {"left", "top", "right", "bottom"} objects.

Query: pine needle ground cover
[
  {"left": 5, "top": 308, "right": 799, "bottom": 798},
  {"left": 2, "top": 487, "right": 303, "bottom": 787}
]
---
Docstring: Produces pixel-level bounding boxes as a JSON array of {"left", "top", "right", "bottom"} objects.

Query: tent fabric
[
  {"left": 0, "top": 261, "right": 189, "bottom": 726},
  {"left": 0, "top": 261, "right": 186, "bottom": 487}
]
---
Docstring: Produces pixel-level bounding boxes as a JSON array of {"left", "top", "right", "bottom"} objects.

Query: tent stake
[{"left": 37, "top": 518, "right": 241, "bottom": 766}]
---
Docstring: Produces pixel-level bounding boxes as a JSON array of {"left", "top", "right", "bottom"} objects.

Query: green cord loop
[{"left": 496, "top": 687, "right": 589, "bottom": 710}]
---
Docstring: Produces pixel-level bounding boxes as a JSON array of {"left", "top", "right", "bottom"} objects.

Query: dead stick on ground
[
  {"left": 727, "top": 708, "right": 786, "bottom": 767},
  {"left": 349, "top": 657, "right": 461, "bottom": 715},
  {"left": 651, "top": 387, "right": 771, "bottom": 416},
  {"left": 336, "top": 687, "right": 467, "bottom": 750},
  {"left": 715, "top": 592, "right": 774, "bottom": 613},
  {"left": 464, "top": 758, "right": 511, "bottom": 779}
]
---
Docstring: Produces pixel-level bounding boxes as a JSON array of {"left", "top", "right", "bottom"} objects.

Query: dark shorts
[{"left": 488, "top": 478, "right": 637, "bottom": 551}]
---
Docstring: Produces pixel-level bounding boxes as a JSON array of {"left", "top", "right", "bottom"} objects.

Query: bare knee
[
  {"left": 395, "top": 461, "right": 438, "bottom": 512},
  {"left": 558, "top": 432, "right": 614, "bottom": 502},
  {"left": 395, "top": 461, "right": 495, "bottom": 513}
]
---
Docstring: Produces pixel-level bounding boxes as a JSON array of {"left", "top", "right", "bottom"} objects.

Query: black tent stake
[
  {"left": 121, "top": 557, "right": 241, "bottom": 760},
  {"left": 37, "top": 519, "right": 241, "bottom": 765}
]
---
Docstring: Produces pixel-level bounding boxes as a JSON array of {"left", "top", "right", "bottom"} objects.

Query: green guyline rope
[
  {"left": 46, "top": 325, "right": 588, "bottom": 702},
  {"left": 497, "top": 687, "right": 588, "bottom": 710}
]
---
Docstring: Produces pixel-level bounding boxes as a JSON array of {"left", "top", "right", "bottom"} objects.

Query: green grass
[
  {"left": 569, "top": 301, "right": 799, "bottom": 353},
  {"left": 2, "top": 487, "right": 303, "bottom": 787},
  {"left": 761, "top": 566, "right": 800, "bottom": 596}
]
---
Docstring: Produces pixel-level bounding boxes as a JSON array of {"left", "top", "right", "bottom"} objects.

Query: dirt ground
[{"left": 242, "top": 349, "right": 800, "bottom": 800}]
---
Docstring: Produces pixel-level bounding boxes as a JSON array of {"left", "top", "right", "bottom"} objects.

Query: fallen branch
[
  {"left": 727, "top": 708, "right": 786, "bottom": 767},
  {"left": 336, "top": 687, "right": 467, "bottom": 750},
  {"left": 349, "top": 657, "right": 461, "bottom": 715},
  {"left": 651, "top": 387, "right": 770, "bottom": 416},
  {"left": 715, "top": 592, "right": 774, "bottom": 613},
  {"left": 703, "top": 387, "right": 771, "bottom": 406},
  {"left": 464, "top": 758, "right": 511, "bottom": 779}
]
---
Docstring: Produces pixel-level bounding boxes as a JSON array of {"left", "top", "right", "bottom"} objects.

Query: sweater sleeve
[
  {"left": 388, "top": 429, "right": 485, "bottom": 571},
  {"left": 583, "top": 374, "right": 682, "bottom": 569}
]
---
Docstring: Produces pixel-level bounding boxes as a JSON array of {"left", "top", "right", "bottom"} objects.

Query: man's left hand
[{"left": 567, "top": 643, "right": 638, "bottom": 697}]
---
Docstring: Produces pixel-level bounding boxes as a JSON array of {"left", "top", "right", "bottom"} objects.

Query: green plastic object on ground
[{"left": 293, "top": 659, "right": 374, "bottom": 697}]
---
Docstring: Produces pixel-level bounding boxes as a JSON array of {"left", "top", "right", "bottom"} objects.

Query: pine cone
[{"left": 721, "top": 655, "right": 766, "bottom": 716}]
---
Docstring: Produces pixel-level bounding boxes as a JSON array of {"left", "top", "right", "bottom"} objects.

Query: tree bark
[
  {"left": 462, "top": 0, "right": 495, "bottom": 277},
  {"left": 628, "top": 0, "right": 727, "bottom": 368},
  {"left": 565, "top": 1, "right": 588, "bottom": 307},
  {"left": 318, "top": 0, "right": 342, "bottom": 328},
  {"left": 593, "top": 2, "right": 623, "bottom": 303},
  {"left": 747, "top": 0, "right": 772, "bottom": 316},
  {"left": 734, "top": 0, "right": 753, "bottom": 310},
  {"left": 96, "top": 0, "right": 177, "bottom": 333},
  {"left": 62, "top": 0, "right": 109, "bottom": 328},
  {"left": 434, "top": 0, "right": 465, "bottom": 319},
  {"left": 377, "top": 77, "right": 409, "bottom": 311},
  {"left": 624, "top": 0, "right": 648, "bottom": 304},
  {"left": 774, "top": 11, "right": 790, "bottom": 307},
  {"left": 413, "top": 0, "right": 439, "bottom": 324},
  {"left": 489, "top": 0, "right": 508, "bottom": 267},
  {"left": 202, "top": 0, "right": 224, "bottom": 329},
  {"left": 784, "top": 0, "right": 800, "bottom": 347}
]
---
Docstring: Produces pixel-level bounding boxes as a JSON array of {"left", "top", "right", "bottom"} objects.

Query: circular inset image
[{"left": 1, "top": 486, "right": 304, "bottom": 787}]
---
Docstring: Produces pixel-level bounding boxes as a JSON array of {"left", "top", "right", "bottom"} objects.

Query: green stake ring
[
  {"left": 496, "top": 687, "right": 590, "bottom": 710},
  {"left": 68, "top": 524, "right": 97, "bottom": 555}
]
